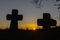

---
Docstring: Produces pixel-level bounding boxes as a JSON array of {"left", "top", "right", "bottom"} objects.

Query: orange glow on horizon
[
  {"left": 0, "top": 22, "right": 43, "bottom": 30},
  {"left": 32, "top": 28, "right": 36, "bottom": 30},
  {"left": 19, "top": 23, "right": 43, "bottom": 30},
  {"left": 1, "top": 21, "right": 60, "bottom": 30}
]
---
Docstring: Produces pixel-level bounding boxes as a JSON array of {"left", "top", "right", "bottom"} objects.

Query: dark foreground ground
[{"left": 0, "top": 27, "right": 60, "bottom": 40}]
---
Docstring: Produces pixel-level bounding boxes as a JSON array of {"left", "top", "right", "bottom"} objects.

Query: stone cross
[
  {"left": 7, "top": 9, "right": 23, "bottom": 31},
  {"left": 37, "top": 13, "right": 57, "bottom": 30}
]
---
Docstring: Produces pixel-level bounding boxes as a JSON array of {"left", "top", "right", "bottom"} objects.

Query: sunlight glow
[
  {"left": 27, "top": 24, "right": 37, "bottom": 30},
  {"left": 19, "top": 23, "right": 44, "bottom": 30},
  {"left": 19, "top": 23, "right": 39, "bottom": 30},
  {"left": 33, "top": 28, "right": 36, "bottom": 30}
]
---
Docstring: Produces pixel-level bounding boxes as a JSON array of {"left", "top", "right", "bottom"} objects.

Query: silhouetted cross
[
  {"left": 7, "top": 9, "right": 23, "bottom": 31},
  {"left": 37, "top": 13, "right": 57, "bottom": 30}
]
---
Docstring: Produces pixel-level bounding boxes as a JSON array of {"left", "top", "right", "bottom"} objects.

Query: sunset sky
[{"left": 0, "top": 0, "right": 60, "bottom": 30}]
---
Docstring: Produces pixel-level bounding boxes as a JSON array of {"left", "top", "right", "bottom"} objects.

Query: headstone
[
  {"left": 7, "top": 9, "right": 23, "bottom": 31},
  {"left": 37, "top": 13, "right": 57, "bottom": 30}
]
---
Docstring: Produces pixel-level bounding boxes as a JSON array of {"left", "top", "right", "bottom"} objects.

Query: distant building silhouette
[
  {"left": 6, "top": 9, "right": 23, "bottom": 31},
  {"left": 37, "top": 13, "right": 57, "bottom": 30}
]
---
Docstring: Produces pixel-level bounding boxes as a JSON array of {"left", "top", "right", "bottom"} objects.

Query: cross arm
[
  {"left": 6, "top": 14, "right": 12, "bottom": 20},
  {"left": 37, "top": 19, "right": 57, "bottom": 26},
  {"left": 49, "top": 19, "right": 57, "bottom": 26},
  {"left": 17, "top": 15, "right": 23, "bottom": 20},
  {"left": 37, "top": 19, "right": 44, "bottom": 26}
]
